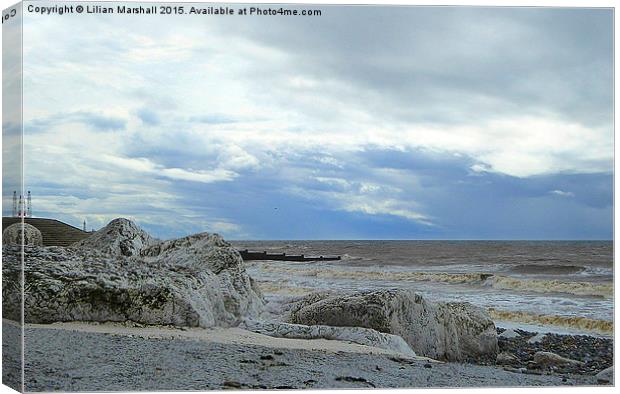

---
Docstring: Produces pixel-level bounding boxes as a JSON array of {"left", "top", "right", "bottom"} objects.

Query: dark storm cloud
[
  {"left": 216, "top": 6, "right": 612, "bottom": 128},
  {"left": 159, "top": 144, "right": 611, "bottom": 240}
]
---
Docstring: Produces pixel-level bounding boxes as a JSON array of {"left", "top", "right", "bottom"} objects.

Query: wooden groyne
[{"left": 238, "top": 249, "right": 341, "bottom": 262}]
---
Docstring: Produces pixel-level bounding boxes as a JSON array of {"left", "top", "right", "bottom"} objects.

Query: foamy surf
[
  {"left": 254, "top": 278, "right": 614, "bottom": 336},
  {"left": 485, "top": 276, "right": 613, "bottom": 299},
  {"left": 508, "top": 264, "right": 586, "bottom": 275},
  {"left": 488, "top": 308, "right": 613, "bottom": 335},
  {"left": 258, "top": 265, "right": 613, "bottom": 298},
  {"left": 257, "top": 281, "right": 316, "bottom": 296}
]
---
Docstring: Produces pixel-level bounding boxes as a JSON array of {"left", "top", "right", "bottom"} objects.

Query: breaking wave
[
  {"left": 485, "top": 276, "right": 613, "bottom": 299},
  {"left": 260, "top": 265, "right": 491, "bottom": 284},
  {"left": 255, "top": 277, "right": 613, "bottom": 334},
  {"left": 509, "top": 264, "right": 585, "bottom": 275},
  {"left": 256, "top": 281, "right": 316, "bottom": 296},
  {"left": 488, "top": 308, "right": 613, "bottom": 334},
  {"left": 341, "top": 253, "right": 364, "bottom": 261},
  {"left": 259, "top": 265, "right": 612, "bottom": 298}
]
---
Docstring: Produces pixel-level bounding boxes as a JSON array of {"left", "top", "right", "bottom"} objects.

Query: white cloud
[
  {"left": 217, "top": 145, "right": 261, "bottom": 171},
  {"left": 22, "top": 11, "right": 612, "bottom": 180},
  {"left": 550, "top": 190, "right": 575, "bottom": 197},
  {"left": 160, "top": 167, "right": 237, "bottom": 183},
  {"left": 341, "top": 197, "right": 433, "bottom": 225},
  {"left": 16, "top": 8, "right": 611, "bottom": 238},
  {"left": 470, "top": 163, "right": 491, "bottom": 173},
  {"left": 208, "top": 221, "right": 243, "bottom": 234},
  {"left": 99, "top": 154, "right": 238, "bottom": 184},
  {"left": 316, "top": 156, "right": 345, "bottom": 168},
  {"left": 289, "top": 176, "right": 430, "bottom": 225},
  {"left": 314, "top": 177, "right": 351, "bottom": 189}
]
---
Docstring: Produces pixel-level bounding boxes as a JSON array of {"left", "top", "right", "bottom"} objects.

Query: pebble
[
  {"left": 335, "top": 376, "right": 376, "bottom": 388},
  {"left": 496, "top": 327, "right": 612, "bottom": 376},
  {"left": 595, "top": 366, "right": 613, "bottom": 384},
  {"left": 496, "top": 352, "right": 518, "bottom": 365},
  {"left": 527, "top": 333, "right": 547, "bottom": 344},
  {"left": 533, "top": 351, "right": 584, "bottom": 367}
]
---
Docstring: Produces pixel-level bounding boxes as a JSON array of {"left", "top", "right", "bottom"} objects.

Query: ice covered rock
[
  {"left": 596, "top": 366, "right": 613, "bottom": 384},
  {"left": 498, "top": 328, "right": 520, "bottom": 339},
  {"left": 242, "top": 319, "right": 416, "bottom": 358},
  {"left": 2, "top": 222, "right": 43, "bottom": 246},
  {"left": 496, "top": 352, "right": 518, "bottom": 365},
  {"left": 2, "top": 219, "right": 264, "bottom": 327},
  {"left": 72, "top": 218, "right": 156, "bottom": 256},
  {"left": 139, "top": 231, "right": 265, "bottom": 321},
  {"left": 527, "top": 332, "right": 547, "bottom": 344},
  {"left": 287, "top": 289, "right": 498, "bottom": 362},
  {"left": 533, "top": 351, "right": 585, "bottom": 368}
]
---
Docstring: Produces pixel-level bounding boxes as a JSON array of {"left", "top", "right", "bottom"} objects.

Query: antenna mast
[
  {"left": 18, "top": 195, "right": 23, "bottom": 217},
  {"left": 12, "top": 191, "right": 17, "bottom": 217},
  {"left": 27, "top": 191, "right": 32, "bottom": 218}
]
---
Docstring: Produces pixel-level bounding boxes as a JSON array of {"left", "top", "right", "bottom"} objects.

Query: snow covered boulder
[
  {"left": 72, "top": 218, "right": 156, "bottom": 256},
  {"left": 139, "top": 232, "right": 265, "bottom": 321},
  {"left": 2, "top": 222, "right": 43, "bottom": 246},
  {"left": 287, "top": 289, "right": 498, "bottom": 362},
  {"left": 2, "top": 219, "right": 264, "bottom": 328},
  {"left": 498, "top": 328, "right": 520, "bottom": 339},
  {"left": 242, "top": 319, "right": 417, "bottom": 358}
]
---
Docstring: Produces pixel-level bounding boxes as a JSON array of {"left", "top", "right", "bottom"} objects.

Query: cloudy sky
[{"left": 8, "top": 4, "right": 613, "bottom": 239}]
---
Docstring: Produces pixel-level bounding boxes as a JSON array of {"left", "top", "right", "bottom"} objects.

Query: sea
[{"left": 231, "top": 240, "right": 614, "bottom": 336}]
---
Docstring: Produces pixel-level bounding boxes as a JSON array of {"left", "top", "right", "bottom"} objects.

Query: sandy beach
[
  {"left": 2, "top": 320, "right": 603, "bottom": 391},
  {"left": 2, "top": 220, "right": 613, "bottom": 391},
  {"left": 2, "top": 3, "right": 615, "bottom": 392}
]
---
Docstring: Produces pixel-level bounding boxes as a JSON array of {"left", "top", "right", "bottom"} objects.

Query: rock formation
[
  {"left": 287, "top": 289, "right": 498, "bottom": 362},
  {"left": 527, "top": 332, "right": 547, "bottom": 344},
  {"left": 242, "top": 319, "right": 417, "bottom": 358},
  {"left": 596, "top": 366, "right": 613, "bottom": 384},
  {"left": 2, "top": 222, "right": 43, "bottom": 246},
  {"left": 2, "top": 218, "right": 264, "bottom": 328},
  {"left": 496, "top": 352, "right": 518, "bottom": 365},
  {"left": 72, "top": 218, "right": 156, "bottom": 256},
  {"left": 498, "top": 328, "right": 520, "bottom": 339},
  {"left": 533, "top": 351, "right": 585, "bottom": 368}
]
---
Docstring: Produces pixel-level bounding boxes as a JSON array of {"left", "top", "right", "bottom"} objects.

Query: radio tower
[
  {"left": 12, "top": 191, "right": 17, "bottom": 217},
  {"left": 27, "top": 191, "right": 32, "bottom": 218},
  {"left": 18, "top": 195, "right": 24, "bottom": 217}
]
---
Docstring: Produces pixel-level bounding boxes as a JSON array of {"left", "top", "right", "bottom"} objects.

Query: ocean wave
[
  {"left": 256, "top": 281, "right": 316, "bottom": 296},
  {"left": 488, "top": 308, "right": 613, "bottom": 334},
  {"left": 259, "top": 265, "right": 613, "bottom": 298},
  {"left": 485, "top": 276, "right": 613, "bottom": 299},
  {"left": 509, "top": 264, "right": 585, "bottom": 275},
  {"left": 581, "top": 266, "right": 614, "bottom": 276},
  {"left": 257, "top": 278, "right": 613, "bottom": 334},
  {"left": 260, "top": 266, "right": 491, "bottom": 284},
  {"left": 341, "top": 253, "right": 364, "bottom": 261}
]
